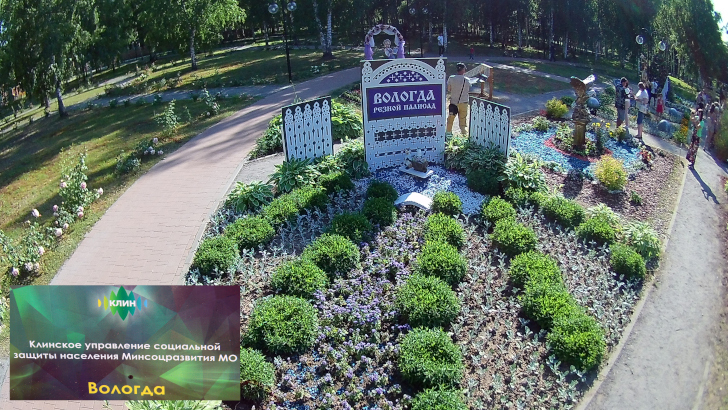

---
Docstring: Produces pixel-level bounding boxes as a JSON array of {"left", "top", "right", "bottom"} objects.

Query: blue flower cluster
[
  {"left": 511, "top": 128, "right": 641, "bottom": 173},
  {"left": 372, "top": 165, "right": 486, "bottom": 214}
]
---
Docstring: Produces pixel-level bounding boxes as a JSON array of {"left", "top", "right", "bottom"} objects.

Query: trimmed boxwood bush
[
  {"left": 547, "top": 311, "right": 606, "bottom": 371},
  {"left": 431, "top": 191, "right": 462, "bottom": 216},
  {"left": 245, "top": 295, "right": 319, "bottom": 355},
  {"left": 294, "top": 186, "right": 329, "bottom": 210},
  {"left": 466, "top": 169, "right": 500, "bottom": 195},
  {"left": 301, "top": 234, "right": 361, "bottom": 277},
  {"left": 398, "top": 328, "right": 464, "bottom": 389},
  {"left": 319, "top": 170, "right": 354, "bottom": 192},
  {"left": 240, "top": 347, "right": 275, "bottom": 401},
  {"left": 225, "top": 216, "right": 275, "bottom": 250},
  {"left": 576, "top": 215, "right": 616, "bottom": 245},
  {"left": 509, "top": 251, "right": 562, "bottom": 289},
  {"left": 192, "top": 236, "right": 237, "bottom": 276},
  {"left": 415, "top": 241, "right": 467, "bottom": 287},
  {"left": 366, "top": 180, "right": 398, "bottom": 202},
  {"left": 542, "top": 196, "right": 585, "bottom": 228},
  {"left": 328, "top": 212, "right": 372, "bottom": 243},
  {"left": 362, "top": 197, "right": 397, "bottom": 226},
  {"left": 481, "top": 196, "right": 516, "bottom": 224},
  {"left": 530, "top": 191, "right": 549, "bottom": 208},
  {"left": 504, "top": 186, "right": 531, "bottom": 208},
  {"left": 424, "top": 213, "right": 465, "bottom": 249},
  {"left": 262, "top": 193, "right": 300, "bottom": 226},
  {"left": 270, "top": 259, "right": 328, "bottom": 299},
  {"left": 491, "top": 218, "right": 538, "bottom": 257},
  {"left": 396, "top": 274, "right": 461, "bottom": 328},
  {"left": 521, "top": 279, "right": 578, "bottom": 329},
  {"left": 411, "top": 387, "right": 468, "bottom": 410},
  {"left": 610, "top": 243, "right": 646, "bottom": 280}
]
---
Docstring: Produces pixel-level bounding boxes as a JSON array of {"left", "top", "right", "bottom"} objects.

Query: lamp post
[
  {"left": 409, "top": 6, "right": 428, "bottom": 57},
  {"left": 269, "top": 1, "right": 297, "bottom": 83}
]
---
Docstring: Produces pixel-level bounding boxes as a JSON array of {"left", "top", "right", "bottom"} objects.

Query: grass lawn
[
  {"left": 445, "top": 63, "right": 569, "bottom": 95},
  {"left": 668, "top": 76, "right": 698, "bottom": 101},
  {"left": 509, "top": 60, "right": 636, "bottom": 84}
]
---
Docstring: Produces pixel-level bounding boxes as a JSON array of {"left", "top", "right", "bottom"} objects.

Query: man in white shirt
[
  {"left": 437, "top": 35, "right": 444, "bottom": 56},
  {"left": 635, "top": 82, "right": 649, "bottom": 139},
  {"left": 447, "top": 62, "right": 469, "bottom": 135}
]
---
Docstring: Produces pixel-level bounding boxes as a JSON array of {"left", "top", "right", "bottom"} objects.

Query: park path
[{"left": 0, "top": 67, "right": 362, "bottom": 410}]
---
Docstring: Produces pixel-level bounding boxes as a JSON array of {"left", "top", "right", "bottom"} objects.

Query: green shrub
[
  {"left": 270, "top": 259, "right": 329, "bottom": 298},
  {"left": 491, "top": 218, "right": 537, "bottom": 257},
  {"left": 424, "top": 213, "right": 465, "bottom": 249},
  {"left": 239, "top": 347, "right": 275, "bottom": 401},
  {"left": 504, "top": 186, "right": 531, "bottom": 208},
  {"left": 530, "top": 191, "right": 550, "bottom": 208},
  {"left": 532, "top": 115, "right": 550, "bottom": 132},
  {"left": 415, "top": 241, "right": 467, "bottom": 286},
  {"left": 576, "top": 215, "right": 616, "bottom": 245},
  {"left": 466, "top": 169, "right": 501, "bottom": 195},
  {"left": 396, "top": 275, "right": 461, "bottom": 328},
  {"left": 336, "top": 140, "right": 369, "bottom": 178},
  {"left": 331, "top": 101, "right": 363, "bottom": 141},
  {"left": 504, "top": 152, "right": 547, "bottom": 192},
  {"left": 250, "top": 114, "right": 283, "bottom": 158},
  {"left": 293, "top": 186, "right": 329, "bottom": 210},
  {"left": 366, "top": 180, "right": 399, "bottom": 202},
  {"left": 225, "top": 216, "right": 275, "bottom": 250},
  {"left": 301, "top": 234, "right": 360, "bottom": 277},
  {"left": 542, "top": 196, "right": 585, "bottom": 228},
  {"left": 585, "top": 204, "right": 621, "bottom": 229},
  {"left": 192, "top": 236, "right": 237, "bottom": 276},
  {"left": 245, "top": 295, "right": 319, "bottom": 355},
  {"left": 595, "top": 156, "right": 627, "bottom": 191},
  {"left": 431, "top": 191, "right": 463, "bottom": 216},
  {"left": 545, "top": 97, "right": 569, "bottom": 119},
  {"left": 560, "top": 96, "right": 575, "bottom": 106},
  {"left": 481, "top": 196, "right": 516, "bottom": 224},
  {"left": 521, "top": 279, "right": 578, "bottom": 329},
  {"left": 411, "top": 387, "right": 468, "bottom": 410},
  {"left": 610, "top": 243, "right": 646, "bottom": 280},
  {"left": 268, "top": 158, "right": 319, "bottom": 194},
  {"left": 226, "top": 182, "right": 274, "bottom": 213},
  {"left": 464, "top": 142, "right": 507, "bottom": 173},
  {"left": 328, "top": 212, "right": 372, "bottom": 243},
  {"left": 319, "top": 170, "right": 354, "bottom": 192},
  {"left": 262, "top": 194, "right": 300, "bottom": 226},
  {"left": 509, "top": 251, "right": 561, "bottom": 289},
  {"left": 398, "top": 328, "right": 464, "bottom": 389},
  {"left": 362, "top": 197, "right": 398, "bottom": 226},
  {"left": 125, "top": 401, "right": 221, "bottom": 410},
  {"left": 622, "top": 221, "right": 661, "bottom": 259},
  {"left": 444, "top": 134, "right": 470, "bottom": 171},
  {"left": 547, "top": 311, "right": 606, "bottom": 371}
]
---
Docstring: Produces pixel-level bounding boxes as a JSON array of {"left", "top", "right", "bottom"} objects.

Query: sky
[{"left": 716, "top": 0, "right": 728, "bottom": 41}]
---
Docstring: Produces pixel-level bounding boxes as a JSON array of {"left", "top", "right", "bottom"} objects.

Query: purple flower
[
  {"left": 31, "top": 209, "right": 40, "bottom": 218},
  {"left": 11, "top": 267, "right": 19, "bottom": 276},
  {"left": 80, "top": 182, "right": 87, "bottom": 190}
]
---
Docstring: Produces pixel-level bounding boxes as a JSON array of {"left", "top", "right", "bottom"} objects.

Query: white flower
[
  {"left": 53, "top": 212, "right": 59, "bottom": 217},
  {"left": 38, "top": 246, "right": 45, "bottom": 256},
  {"left": 60, "top": 181, "right": 67, "bottom": 188},
  {"left": 80, "top": 182, "right": 87, "bottom": 190},
  {"left": 55, "top": 228, "right": 63, "bottom": 237},
  {"left": 53, "top": 204, "right": 59, "bottom": 212},
  {"left": 158, "top": 150, "right": 163, "bottom": 155},
  {"left": 150, "top": 149, "right": 156, "bottom": 155},
  {"left": 144, "top": 150, "right": 149, "bottom": 155},
  {"left": 97, "top": 188, "right": 103, "bottom": 195},
  {"left": 77, "top": 206, "right": 84, "bottom": 212},
  {"left": 148, "top": 146, "right": 153, "bottom": 152},
  {"left": 152, "top": 138, "right": 158, "bottom": 144},
  {"left": 31, "top": 209, "right": 40, "bottom": 218},
  {"left": 63, "top": 223, "right": 69, "bottom": 230},
  {"left": 11, "top": 267, "right": 19, "bottom": 276},
  {"left": 24, "top": 262, "right": 33, "bottom": 271},
  {"left": 34, "top": 262, "right": 39, "bottom": 271},
  {"left": 206, "top": 112, "right": 211, "bottom": 116},
  {"left": 77, "top": 211, "right": 84, "bottom": 218}
]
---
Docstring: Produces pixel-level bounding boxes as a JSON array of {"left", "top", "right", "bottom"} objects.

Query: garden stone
[
  {"left": 669, "top": 108, "right": 680, "bottom": 120},
  {"left": 394, "top": 192, "right": 432, "bottom": 211},
  {"left": 587, "top": 97, "right": 600, "bottom": 109},
  {"left": 399, "top": 165, "right": 434, "bottom": 179},
  {"left": 657, "top": 120, "right": 674, "bottom": 134}
]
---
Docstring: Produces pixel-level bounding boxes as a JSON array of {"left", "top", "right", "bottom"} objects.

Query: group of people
[
  {"left": 686, "top": 88, "right": 724, "bottom": 167},
  {"left": 614, "top": 77, "right": 666, "bottom": 140}
]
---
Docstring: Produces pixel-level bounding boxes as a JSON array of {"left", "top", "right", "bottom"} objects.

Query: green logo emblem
[{"left": 98, "top": 287, "right": 147, "bottom": 320}]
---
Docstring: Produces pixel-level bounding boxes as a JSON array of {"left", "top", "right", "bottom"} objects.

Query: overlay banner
[
  {"left": 365, "top": 84, "right": 442, "bottom": 120},
  {"left": 9, "top": 285, "right": 240, "bottom": 400}
]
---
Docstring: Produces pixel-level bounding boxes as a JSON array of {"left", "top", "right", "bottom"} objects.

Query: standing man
[
  {"left": 437, "top": 34, "right": 445, "bottom": 56},
  {"left": 635, "top": 82, "right": 649, "bottom": 139},
  {"left": 447, "top": 62, "right": 469, "bottom": 135},
  {"left": 615, "top": 77, "right": 628, "bottom": 128}
]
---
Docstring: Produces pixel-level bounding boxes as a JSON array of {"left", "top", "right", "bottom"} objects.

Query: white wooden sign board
[
  {"left": 468, "top": 96, "right": 511, "bottom": 157},
  {"left": 281, "top": 96, "right": 333, "bottom": 161},
  {"left": 361, "top": 58, "right": 447, "bottom": 171}
]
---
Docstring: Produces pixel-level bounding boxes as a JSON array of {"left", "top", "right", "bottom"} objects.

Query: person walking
[
  {"left": 615, "top": 77, "right": 629, "bottom": 128},
  {"left": 687, "top": 108, "right": 704, "bottom": 168},
  {"left": 446, "top": 62, "right": 470, "bottom": 135},
  {"left": 437, "top": 34, "right": 445, "bottom": 56},
  {"left": 469, "top": 46, "right": 475, "bottom": 60},
  {"left": 705, "top": 104, "right": 718, "bottom": 150},
  {"left": 549, "top": 43, "right": 556, "bottom": 62},
  {"left": 635, "top": 82, "right": 649, "bottom": 139},
  {"left": 656, "top": 92, "right": 665, "bottom": 120}
]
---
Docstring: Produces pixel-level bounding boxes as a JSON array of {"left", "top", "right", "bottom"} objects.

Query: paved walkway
[
  {"left": 581, "top": 135, "right": 727, "bottom": 409},
  {"left": 0, "top": 67, "right": 361, "bottom": 410}
]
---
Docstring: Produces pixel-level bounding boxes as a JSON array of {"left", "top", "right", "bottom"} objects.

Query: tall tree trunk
[
  {"left": 312, "top": 0, "right": 326, "bottom": 54},
  {"left": 324, "top": 5, "right": 333, "bottom": 57},
  {"left": 549, "top": 7, "right": 554, "bottom": 60},
  {"left": 189, "top": 28, "right": 197, "bottom": 70},
  {"left": 43, "top": 95, "right": 50, "bottom": 110},
  {"left": 55, "top": 78, "right": 67, "bottom": 118},
  {"left": 263, "top": 21, "right": 269, "bottom": 46},
  {"left": 517, "top": 21, "right": 522, "bottom": 48},
  {"left": 563, "top": 33, "right": 568, "bottom": 59},
  {"left": 489, "top": 20, "right": 493, "bottom": 47}
]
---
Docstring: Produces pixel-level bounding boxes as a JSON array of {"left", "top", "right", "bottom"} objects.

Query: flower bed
[{"left": 189, "top": 154, "right": 662, "bottom": 409}]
